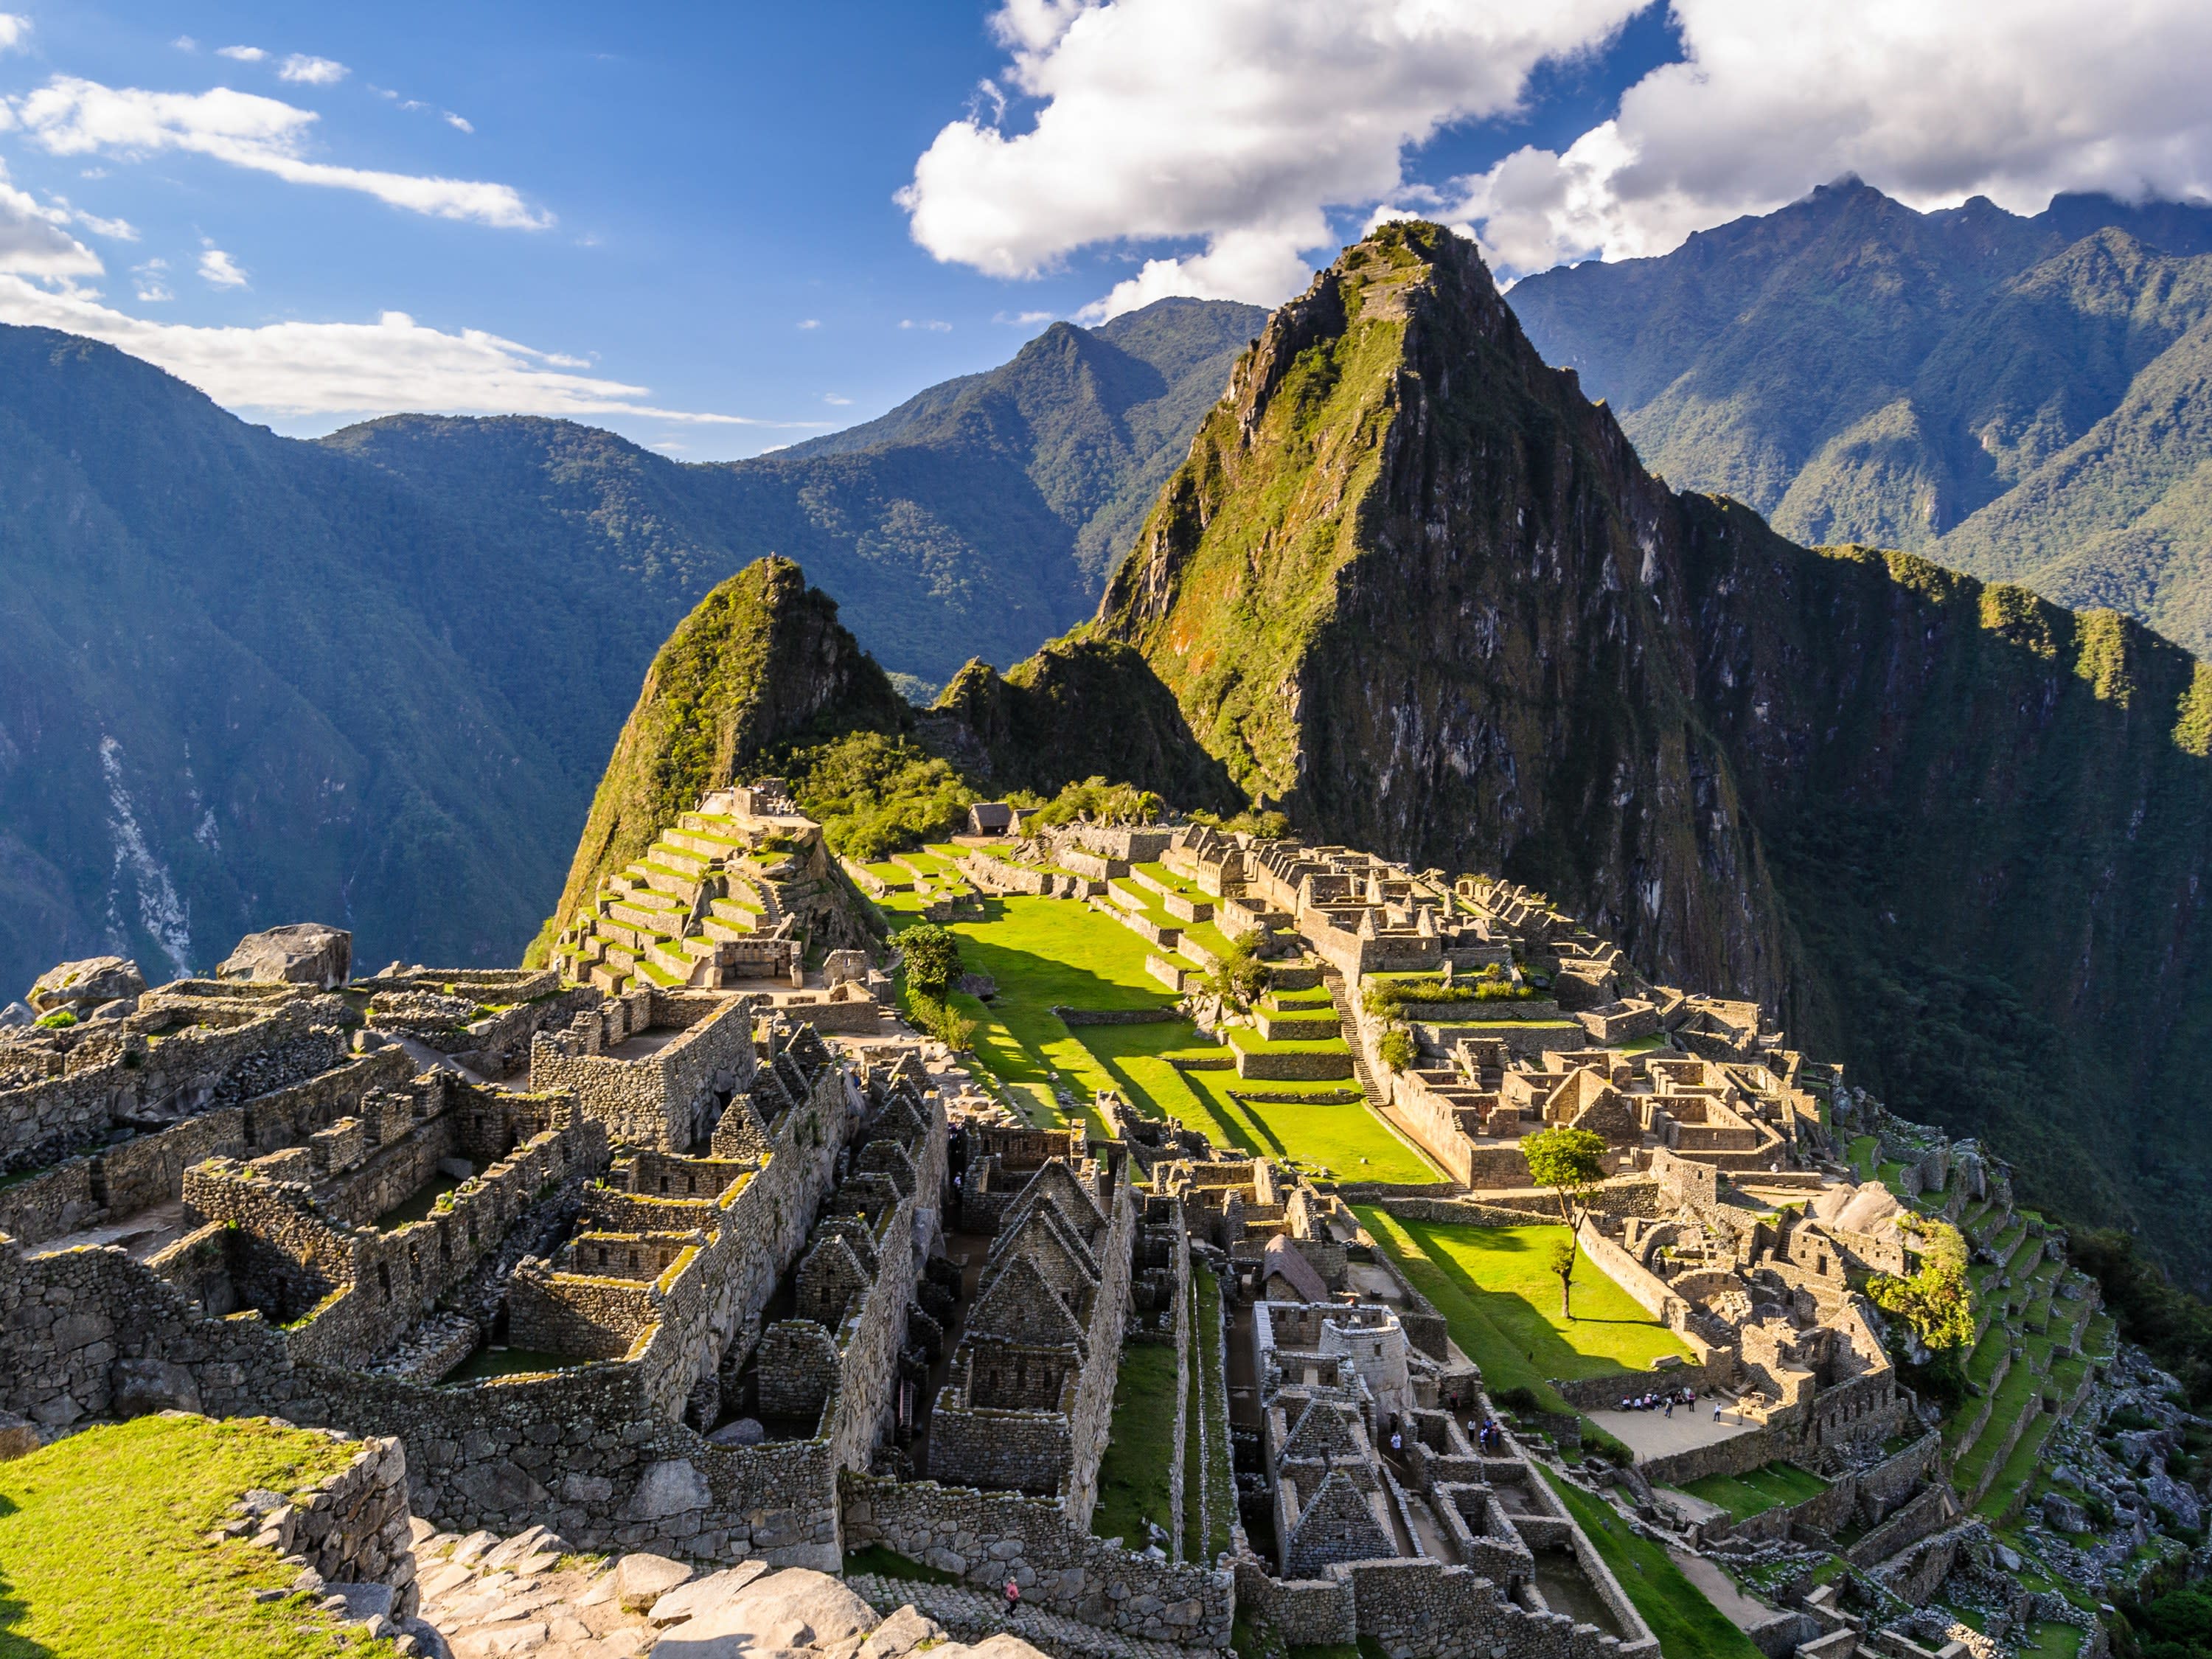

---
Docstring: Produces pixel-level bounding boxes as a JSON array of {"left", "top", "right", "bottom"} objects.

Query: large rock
[
  {"left": 647, "top": 1561, "right": 773, "bottom": 1626},
  {"left": 28, "top": 956, "right": 145, "bottom": 1015},
  {"left": 860, "top": 1604, "right": 947, "bottom": 1659},
  {"left": 0, "top": 1412, "right": 38, "bottom": 1461},
  {"left": 218, "top": 923, "right": 352, "bottom": 989},
  {"left": 653, "top": 1568, "right": 878, "bottom": 1656},
  {"left": 614, "top": 1552, "right": 694, "bottom": 1613}
]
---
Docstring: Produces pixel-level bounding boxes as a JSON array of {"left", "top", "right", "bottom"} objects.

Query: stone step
[
  {"left": 711, "top": 896, "right": 765, "bottom": 925},
  {"left": 701, "top": 916, "right": 756, "bottom": 942},
  {"left": 606, "top": 899, "right": 680, "bottom": 933},
  {"left": 664, "top": 825, "right": 748, "bottom": 859},
  {"left": 646, "top": 843, "right": 712, "bottom": 880},
  {"left": 841, "top": 1574, "right": 1221, "bottom": 1659},
  {"left": 631, "top": 864, "right": 706, "bottom": 902}
]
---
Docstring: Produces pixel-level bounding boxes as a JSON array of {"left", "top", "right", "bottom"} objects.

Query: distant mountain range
[
  {"left": 1509, "top": 179, "right": 2212, "bottom": 655},
  {"left": 0, "top": 297, "right": 1260, "bottom": 995}
]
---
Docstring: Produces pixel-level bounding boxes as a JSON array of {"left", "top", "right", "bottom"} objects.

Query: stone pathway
[{"left": 843, "top": 1574, "right": 1224, "bottom": 1659}]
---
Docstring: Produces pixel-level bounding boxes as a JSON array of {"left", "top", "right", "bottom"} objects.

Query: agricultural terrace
[
  {"left": 0, "top": 1414, "right": 393, "bottom": 1659},
  {"left": 1355, "top": 1209, "right": 1691, "bottom": 1412},
  {"left": 882, "top": 883, "right": 1433, "bottom": 1176}
]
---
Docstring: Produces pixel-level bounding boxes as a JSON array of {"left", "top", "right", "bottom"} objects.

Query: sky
[{"left": 0, "top": 1, "right": 2207, "bottom": 459}]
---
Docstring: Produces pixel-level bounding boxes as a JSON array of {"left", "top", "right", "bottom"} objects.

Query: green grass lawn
[
  {"left": 1677, "top": 1462, "right": 1829, "bottom": 1522},
  {"left": 1092, "top": 1343, "right": 1181, "bottom": 1548},
  {"left": 1354, "top": 1210, "right": 1691, "bottom": 1406},
  {"left": 1540, "top": 1469, "right": 1763, "bottom": 1659},
  {"left": 0, "top": 1414, "right": 397, "bottom": 1658},
  {"left": 1071, "top": 1022, "right": 1436, "bottom": 1180},
  {"left": 1847, "top": 1136, "right": 1877, "bottom": 1180},
  {"left": 888, "top": 894, "right": 1178, "bottom": 1129}
]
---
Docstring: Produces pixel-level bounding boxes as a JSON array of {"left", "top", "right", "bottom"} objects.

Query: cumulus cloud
[
  {"left": 796, "top": 318, "right": 820, "bottom": 329},
  {"left": 0, "top": 279, "right": 797, "bottom": 425},
  {"left": 277, "top": 55, "right": 349, "bottom": 86},
  {"left": 0, "top": 164, "right": 104, "bottom": 279},
  {"left": 215, "top": 45, "right": 265, "bottom": 63},
  {"left": 898, "top": 318, "right": 951, "bottom": 331},
  {"left": 899, "top": 0, "right": 1645, "bottom": 316},
  {"left": 10, "top": 77, "right": 552, "bottom": 229},
  {"left": 1445, "top": 0, "right": 2212, "bottom": 274},
  {"left": 133, "top": 257, "right": 172, "bottom": 302},
  {"left": 0, "top": 15, "right": 29, "bottom": 52},
  {"left": 198, "top": 246, "right": 247, "bottom": 288},
  {"left": 444, "top": 112, "right": 473, "bottom": 133},
  {"left": 903, "top": 0, "right": 2212, "bottom": 309}
]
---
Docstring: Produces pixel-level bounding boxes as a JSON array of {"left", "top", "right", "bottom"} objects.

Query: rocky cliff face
[{"left": 1038, "top": 222, "right": 2212, "bottom": 1276}]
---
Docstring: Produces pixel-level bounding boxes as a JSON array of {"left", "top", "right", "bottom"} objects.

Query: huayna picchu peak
[{"left": 7, "top": 215, "right": 2212, "bottom": 1659}]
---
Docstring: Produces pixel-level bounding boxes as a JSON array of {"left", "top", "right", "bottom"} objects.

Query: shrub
[
  {"left": 33, "top": 1009, "right": 75, "bottom": 1029},
  {"left": 1866, "top": 1218, "right": 1976, "bottom": 1353},
  {"left": 779, "top": 731, "right": 976, "bottom": 861},
  {"left": 906, "top": 993, "right": 977, "bottom": 1051},
  {"left": 1023, "top": 775, "right": 1163, "bottom": 828},
  {"left": 1360, "top": 966, "right": 1531, "bottom": 1016},
  {"left": 898, "top": 924, "right": 960, "bottom": 1001},
  {"left": 1378, "top": 1027, "right": 1418, "bottom": 1072},
  {"left": 1210, "top": 932, "right": 1271, "bottom": 1004}
]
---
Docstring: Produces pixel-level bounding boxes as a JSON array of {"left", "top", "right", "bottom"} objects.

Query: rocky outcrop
[
  {"left": 218, "top": 924, "right": 352, "bottom": 990},
  {"left": 27, "top": 955, "right": 145, "bottom": 1014}
]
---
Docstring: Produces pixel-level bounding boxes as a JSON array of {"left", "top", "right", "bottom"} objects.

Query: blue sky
[
  {"left": 0, "top": 1, "right": 2205, "bottom": 461},
  {"left": 0, "top": 1, "right": 1682, "bottom": 459}
]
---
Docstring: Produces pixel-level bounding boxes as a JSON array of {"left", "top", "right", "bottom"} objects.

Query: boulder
[
  {"left": 860, "top": 1604, "right": 947, "bottom": 1659},
  {"left": 28, "top": 956, "right": 145, "bottom": 1015},
  {"left": 109, "top": 1358, "right": 201, "bottom": 1417},
  {"left": 614, "top": 1552, "right": 694, "bottom": 1613},
  {"left": 653, "top": 1570, "right": 879, "bottom": 1657},
  {"left": 647, "top": 1560, "right": 773, "bottom": 1625},
  {"left": 218, "top": 924, "right": 352, "bottom": 989},
  {"left": 89, "top": 998, "right": 136, "bottom": 1022},
  {"left": 0, "top": 1001, "right": 32, "bottom": 1028},
  {"left": 2042, "top": 1492, "right": 2090, "bottom": 1534},
  {"left": 706, "top": 1417, "right": 766, "bottom": 1447}
]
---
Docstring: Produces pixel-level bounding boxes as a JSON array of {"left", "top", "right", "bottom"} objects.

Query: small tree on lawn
[
  {"left": 1523, "top": 1124, "right": 1608, "bottom": 1320},
  {"left": 899, "top": 923, "right": 961, "bottom": 1001}
]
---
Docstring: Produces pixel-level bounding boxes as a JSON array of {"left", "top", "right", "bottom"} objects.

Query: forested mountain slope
[{"left": 1508, "top": 181, "right": 2212, "bottom": 654}]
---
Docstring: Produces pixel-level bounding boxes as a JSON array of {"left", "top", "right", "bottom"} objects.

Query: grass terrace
[
  {"left": 0, "top": 1414, "right": 397, "bottom": 1658},
  {"left": 1677, "top": 1461, "right": 1829, "bottom": 1522},
  {"left": 1354, "top": 1210, "right": 1691, "bottom": 1411}
]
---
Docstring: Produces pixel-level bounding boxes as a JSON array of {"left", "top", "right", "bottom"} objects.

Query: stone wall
[
  {"left": 842, "top": 1471, "right": 1234, "bottom": 1648},
  {"left": 233, "top": 1422, "right": 422, "bottom": 1619},
  {"left": 529, "top": 992, "right": 757, "bottom": 1152},
  {"left": 1344, "top": 1556, "right": 1658, "bottom": 1659}
]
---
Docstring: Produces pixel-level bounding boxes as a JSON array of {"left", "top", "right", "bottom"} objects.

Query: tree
[
  {"left": 1548, "top": 1237, "right": 1580, "bottom": 1318},
  {"left": 1523, "top": 1124, "right": 1608, "bottom": 1231},
  {"left": 899, "top": 923, "right": 960, "bottom": 1001},
  {"left": 1377, "top": 1027, "right": 1418, "bottom": 1072},
  {"left": 1866, "top": 1218, "right": 1977, "bottom": 1354}
]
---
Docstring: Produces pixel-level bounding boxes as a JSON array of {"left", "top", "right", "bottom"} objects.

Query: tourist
[{"left": 1005, "top": 1579, "right": 1020, "bottom": 1613}]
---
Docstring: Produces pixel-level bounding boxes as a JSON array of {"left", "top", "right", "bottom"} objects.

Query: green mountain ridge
[
  {"left": 0, "top": 299, "right": 1258, "bottom": 996},
  {"left": 813, "top": 220, "right": 2212, "bottom": 1284},
  {"left": 1507, "top": 178, "right": 2212, "bottom": 655}
]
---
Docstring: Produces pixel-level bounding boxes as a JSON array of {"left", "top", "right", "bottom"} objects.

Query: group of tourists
[{"left": 1619, "top": 1385, "right": 1699, "bottom": 1417}]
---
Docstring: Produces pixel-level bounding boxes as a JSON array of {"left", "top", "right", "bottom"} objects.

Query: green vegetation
[
  {"left": 1677, "top": 1462, "right": 1830, "bottom": 1522},
  {"left": 1018, "top": 776, "right": 1164, "bottom": 828},
  {"left": 1355, "top": 1209, "right": 1691, "bottom": 1411},
  {"left": 1092, "top": 1342, "right": 1181, "bottom": 1547},
  {"left": 841, "top": 1545, "right": 964, "bottom": 1586},
  {"left": 783, "top": 731, "right": 975, "bottom": 860},
  {"left": 1524, "top": 1125, "right": 1609, "bottom": 1231},
  {"left": 1538, "top": 1468, "right": 1764, "bottom": 1659},
  {"left": 0, "top": 1413, "right": 394, "bottom": 1658},
  {"left": 1186, "top": 1265, "right": 1234, "bottom": 1565},
  {"left": 1361, "top": 968, "right": 1533, "bottom": 1015},
  {"left": 2070, "top": 1228, "right": 2212, "bottom": 1405},
  {"left": 1377, "top": 1027, "right": 1417, "bottom": 1072},
  {"left": 1867, "top": 1218, "right": 1978, "bottom": 1354}
]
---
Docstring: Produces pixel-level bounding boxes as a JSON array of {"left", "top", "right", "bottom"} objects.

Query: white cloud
[
  {"left": 0, "top": 162, "right": 104, "bottom": 279},
  {"left": 1445, "top": 0, "right": 2212, "bottom": 275},
  {"left": 823, "top": 392, "right": 851, "bottom": 405},
  {"left": 0, "top": 279, "right": 807, "bottom": 427},
  {"left": 796, "top": 317, "right": 820, "bottom": 329},
  {"left": 899, "top": 0, "right": 1645, "bottom": 316},
  {"left": 198, "top": 246, "right": 247, "bottom": 288},
  {"left": 444, "top": 112, "right": 473, "bottom": 133},
  {"left": 903, "top": 0, "right": 2212, "bottom": 309},
  {"left": 215, "top": 45, "right": 266, "bottom": 63},
  {"left": 12, "top": 77, "right": 552, "bottom": 229},
  {"left": 133, "top": 257, "right": 172, "bottom": 302},
  {"left": 0, "top": 15, "right": 29, "bottom": 54},
  {"left": 43, "top": 193, "right": 137, "bottom": 240},
  {"left": 277, "top": 55, "right": 349, "bottom": 87},
  {"left": 898, "top": 318, "right": 952, "bottom": 332},
  {"left": 173, "top": 36, "right": 198, "bottom": 53}
]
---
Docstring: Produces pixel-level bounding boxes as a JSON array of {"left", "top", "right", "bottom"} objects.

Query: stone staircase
[
  {"left": 843, "top": 1574, "right": 1221, "bottom": 1659},
  {"left": 1320, "top": 971, "right": 1389, "bottom": 1109}
]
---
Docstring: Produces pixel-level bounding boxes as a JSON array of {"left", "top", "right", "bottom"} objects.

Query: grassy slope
[
  {"left": 0, "top": 1415, "right": 392, "bottom": 1659},
  {"left": 1355, "top": 1210, "right": 1691, "bottom": 1402},
  {"left": 1677, "top": 1462, "right": 1830, "bottom": 1522},
  {"left": 1540, "top": 1469, "right": 1764, "bottom": 1659},
  {"left": 1091, "top": 1342, "right": 1181, "bottom": 1547}
]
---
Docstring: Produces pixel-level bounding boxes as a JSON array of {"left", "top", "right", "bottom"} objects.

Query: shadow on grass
[
  {"left": 0, "top": 1492, "right": 59, "bottom": 1659},
  {"left": 1399, "top": 1220, "right": 1657, "bottom": 1385}
]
